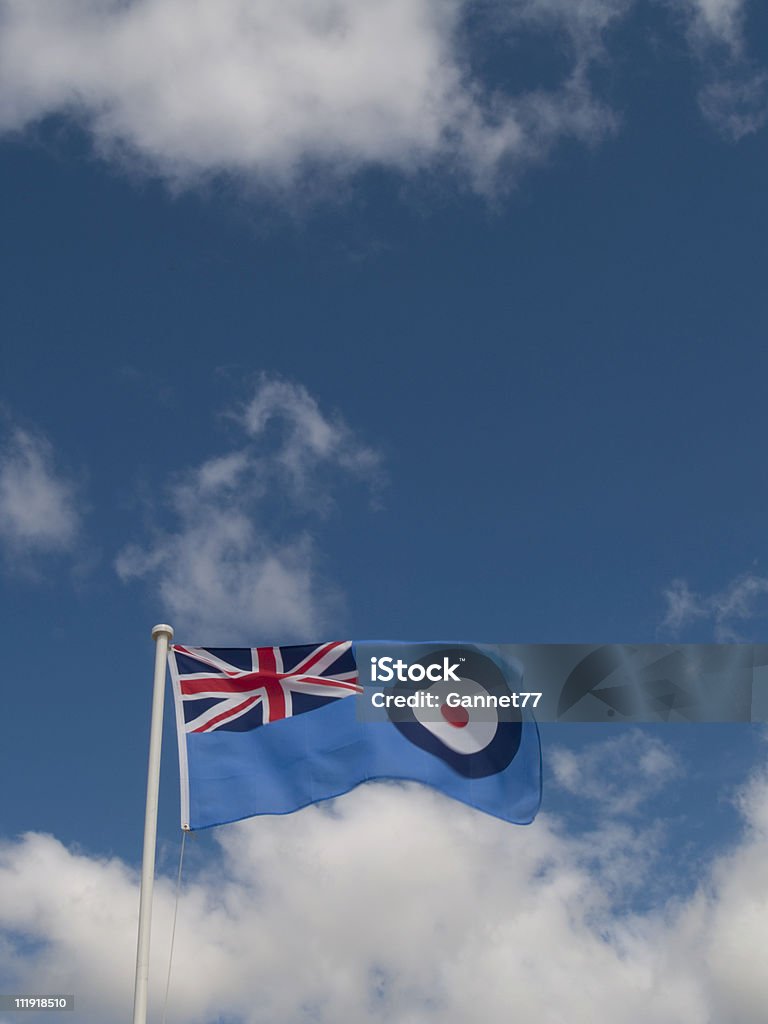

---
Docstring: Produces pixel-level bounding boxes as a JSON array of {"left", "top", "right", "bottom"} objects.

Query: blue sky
[{"left": 2, "top": 1, "right": 768, "bottom": 1021}]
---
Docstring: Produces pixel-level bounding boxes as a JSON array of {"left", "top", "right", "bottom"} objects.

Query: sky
[{"left": 1, "top": 0, "right": 768, "bottom": 1021}]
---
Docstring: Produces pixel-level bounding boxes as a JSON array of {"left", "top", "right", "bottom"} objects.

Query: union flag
[{"left": 171, "top": 641, "right": 361, "bottom": 733}]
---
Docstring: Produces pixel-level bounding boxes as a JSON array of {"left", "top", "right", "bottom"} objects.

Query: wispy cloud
[
  {"left": 661, "top": 573, "right": 768, "bottom": 640},
  {"left": 1, "top": 762, "right": 768, "bottom": 1022},
  {"left": 115, "top": 375, "right": 380, "bottom": 642},
  {"left": 241, "top": 377, "right": 381, "bottom": 501},
  {"left": 679, "top": 0, "right": 747, "bottom": 50},
  {"left": 698, "top": 71, "right": 768, "bottom": 139},
  {"left": 664, "top": 0, "right": 768, "bottom": 138},
  {"left": 550, "top": 729, "right": 682, "bottom": 815},
  {"left": 0, "top": 426, "right": 80, "bottom": 559},
  {"left": 1, "top": 0, "right": 754, "bottom": 196}
]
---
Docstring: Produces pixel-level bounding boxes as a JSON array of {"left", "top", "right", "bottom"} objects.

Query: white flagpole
[{"left": 132, "top": 623, "right": 174, "bottom": 1024}]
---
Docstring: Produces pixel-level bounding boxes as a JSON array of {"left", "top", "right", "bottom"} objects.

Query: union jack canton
[{"left": 171, "top": 641, "right": 362, "bottom": 734}]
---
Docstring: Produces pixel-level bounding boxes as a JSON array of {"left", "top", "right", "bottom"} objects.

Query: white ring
[{"left": 412, "top": 676, "right": 498, "bottom": 754}]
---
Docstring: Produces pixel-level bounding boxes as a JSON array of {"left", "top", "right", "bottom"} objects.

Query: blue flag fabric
[{"left": 169, "top": 641, "right": 542, "bottom": 830}]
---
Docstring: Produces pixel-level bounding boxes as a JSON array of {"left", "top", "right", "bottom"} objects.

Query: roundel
[{"left": 389, "top": 648, "right": 523, "bottom": 778}]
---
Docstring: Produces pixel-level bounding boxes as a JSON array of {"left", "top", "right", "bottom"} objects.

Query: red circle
[{"left": 440, "top": 703, "right": 469, "bottom": 728}]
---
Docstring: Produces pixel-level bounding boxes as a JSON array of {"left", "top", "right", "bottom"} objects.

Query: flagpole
[{"left": 132, "top": 623, "right": 174, "bottom": 1024}]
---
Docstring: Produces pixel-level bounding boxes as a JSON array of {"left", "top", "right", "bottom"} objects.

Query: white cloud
[
  {"left": 0, "top": 427, "right": 79, "bottom": 556},
  {"left": 662, "top": 573, "right": 768, "bottom": 640},
  {"left": 660, "top": 0, "right": 768, "bottom": 138},
  {"left": 242, "top": 377, "right": 380, "bottom": 495},
  {"left": 661, "top": 578, "right": 710, "bottom": 632},
  {"left": 677, "top": 0, "right": 746, "bottom": 49},
  {"left": 0, "top": 0, "right": 762, "bottom": 193},
  {"left": 115, "top": 376, "right": 379, "bottom": 642},
  {"left": 117, "top": 517, "right": 325, "bottom": 643},
  {"left": 699, "top": 71, "right": 768, "bottom": 139},
  {"left": 551, "top": 730, "right": 682, "bottom": 814},
  {"left": 1, "top": 762, "right": 768, "bottom": 1023},
  {"left": 548, "top": 729, "right": 684, "bottom": 815},
  {"left": 0, "top": 0, "right": 631, "bottom": 194}
]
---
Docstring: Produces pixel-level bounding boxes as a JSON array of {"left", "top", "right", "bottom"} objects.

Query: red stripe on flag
[
  {"left": 254, "top": 647, "right": 286, "bottom": 721},
  {"left": 193, "top": 695, "right": 261, "bottom": 733},
  {"left": 181, "top": 675, "right": 262, "bottom": 696}
]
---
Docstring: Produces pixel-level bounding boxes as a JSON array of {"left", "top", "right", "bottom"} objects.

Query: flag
[{"left": 169, "top": 641, "right": 542, "bottom": 830}]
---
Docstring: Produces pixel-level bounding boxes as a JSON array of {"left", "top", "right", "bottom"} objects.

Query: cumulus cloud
[
  {"left": 0, "top": 0, "right": 608, "bottom": 192},
  {"left": 115, "top": 376, "right": 380, "bottom": 642},
  {"left": 0, "top": 427, "right": 79, "bottom": 557},
  {"left": 1, "top": 760, "right": 767, "bottom": 1023},
  {"left": 0, "top": 0, "right": 762, "bottom": 194},
  {"left": 662, "top": 573, "right": 768, "bottom": 640},
  {"left": 0, "top": 0, "right": 690, "bottom": 195}
]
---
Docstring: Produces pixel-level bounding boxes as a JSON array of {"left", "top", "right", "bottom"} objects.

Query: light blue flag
[{"left": 168, "top": 640, "right": 542, "bottom": 830}]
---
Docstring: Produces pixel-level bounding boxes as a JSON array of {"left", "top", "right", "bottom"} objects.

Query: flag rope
[{"left": 160, "top": 830, "right": 187, "bottom": 1024}]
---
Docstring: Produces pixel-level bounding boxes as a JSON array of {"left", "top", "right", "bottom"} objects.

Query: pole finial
[{"left": 151, "top": 623, "right": 174, "bottom": 642}]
